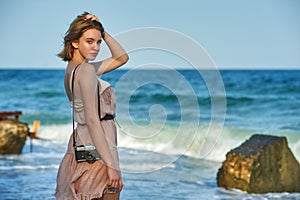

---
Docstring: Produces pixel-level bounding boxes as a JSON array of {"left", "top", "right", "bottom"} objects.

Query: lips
[{"left": 90, "top": 52, "right": 98, "bottom": 57}]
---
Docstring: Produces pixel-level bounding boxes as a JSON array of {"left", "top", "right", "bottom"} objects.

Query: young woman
[{"left": 55, "top": 12, "right": 128, "bottom": 200}]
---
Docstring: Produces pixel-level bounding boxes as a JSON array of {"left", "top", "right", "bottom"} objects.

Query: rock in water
[
  {"left": 217, "top": 134, "right": 300, "bottom": 193},
  {"left": 0, "top": 119, "right": 29, "bottom": 154}
]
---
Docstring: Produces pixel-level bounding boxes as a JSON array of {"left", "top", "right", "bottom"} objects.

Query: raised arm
[{"left": 91, "top": 31, "right": 129, "bottom": 75}]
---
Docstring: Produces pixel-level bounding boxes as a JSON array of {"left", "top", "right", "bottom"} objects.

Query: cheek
[
  {"left": 81, "top": 42, "right": 90, "bottom": 50},
  {"left": 78, "top": 43, "right": 91, "bottom": 54}
]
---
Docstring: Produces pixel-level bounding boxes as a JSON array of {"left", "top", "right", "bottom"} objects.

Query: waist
[
  {"left": 76, "top": 114, "right": 115, "bottom": 126},
  {"left": 100, "top": 114, "right": 115, "bottom": 121}
]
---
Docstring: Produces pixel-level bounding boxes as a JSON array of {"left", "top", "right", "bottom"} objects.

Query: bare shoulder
[
  {"left": 77, "top": 63, "right": 97, "bottom": 80},
  {"left": 78, "top": 63, "right": 96, "bottom": 73}
]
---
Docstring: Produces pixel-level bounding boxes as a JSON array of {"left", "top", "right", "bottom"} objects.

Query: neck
[{"left": 72, "top": 50, "right": 88, "bottom": 64}]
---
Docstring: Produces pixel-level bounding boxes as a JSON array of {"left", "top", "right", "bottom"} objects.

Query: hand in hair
[{"left": 85, "top": 14, "right": 100, "bottom": 23}]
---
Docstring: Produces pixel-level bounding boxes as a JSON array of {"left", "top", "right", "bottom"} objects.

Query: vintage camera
[{"left": 74, "top": 144, "right": 101, "bottom": 163}]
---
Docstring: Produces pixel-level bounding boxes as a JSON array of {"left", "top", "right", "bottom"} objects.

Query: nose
[{"left": 93, "top": 42, "right": 100, "bottom": 51}]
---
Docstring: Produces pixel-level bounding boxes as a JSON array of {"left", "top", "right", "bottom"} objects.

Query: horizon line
[{"left": 1, "top": 66, "right": 300, "bottom": 70}]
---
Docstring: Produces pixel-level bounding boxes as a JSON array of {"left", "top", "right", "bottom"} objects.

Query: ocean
[{"left": 0, "top": 69, "right": 299, "bottom": 200}]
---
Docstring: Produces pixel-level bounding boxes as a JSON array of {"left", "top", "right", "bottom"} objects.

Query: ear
[{"left": 72, "top": 41, "right": 79, "bottom": 49}]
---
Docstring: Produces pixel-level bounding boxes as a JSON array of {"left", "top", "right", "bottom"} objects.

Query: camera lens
[{"left": 85, "top": 152, "right": 96, "bottom": 163}]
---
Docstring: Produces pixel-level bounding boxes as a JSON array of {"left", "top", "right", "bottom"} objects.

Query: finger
[
  {"left": 113, "top": 179, "right": 119, "bottom": 188},
  {"left": 109, "top": 179, "right": 117, "bottom": 188},
  {"left": 85, "top": 14, "right": 93, "bottom": 20},
  {"left": 118, "top": 180, "right": 124, "bottom": 191},
  {"left": 107, "top": 179, "right": 113, "bottom": 187},
  {"left": 93, "top": 16, "right": 100, "bottom": 22}
]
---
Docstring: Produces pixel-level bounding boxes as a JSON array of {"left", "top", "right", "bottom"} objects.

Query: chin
[{"left": 87, "top": 57, "right": 96, "bottom": 61}]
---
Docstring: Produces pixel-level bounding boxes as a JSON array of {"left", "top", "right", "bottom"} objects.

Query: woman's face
[{"left": 75, "top": 28, "right": 102, "bottom": 61}]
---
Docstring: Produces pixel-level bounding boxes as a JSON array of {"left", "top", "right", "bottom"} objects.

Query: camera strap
[
  {"left": 71, "top": 65, "right": 79, "bottom": 148},
  {"left": 71, "top": 65, "right": 101, "bottom": 148}
]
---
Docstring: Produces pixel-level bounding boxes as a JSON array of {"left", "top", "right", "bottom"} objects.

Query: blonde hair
[{"left": 57, "top": 12, "right": 105, "bottom": 61}]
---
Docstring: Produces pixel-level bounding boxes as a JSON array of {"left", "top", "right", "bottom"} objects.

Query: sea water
[{"left": 0, "top": 69, "right": 299, "bottom": 200}]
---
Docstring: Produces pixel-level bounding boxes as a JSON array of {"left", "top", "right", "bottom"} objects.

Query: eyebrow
[{"left": 86, "top": 38, "right": 102, "bottom": 42}]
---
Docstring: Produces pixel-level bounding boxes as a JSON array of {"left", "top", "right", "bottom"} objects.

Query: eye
[
  {"left": 86, "top": 39, "right": 94, "bottom": 44},
  {"left": 97, "top": 40, "right": 102, "bottom": 45}
]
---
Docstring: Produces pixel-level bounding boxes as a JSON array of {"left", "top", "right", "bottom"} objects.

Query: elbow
[
  {"left": 119, "top": 53, "right": 129, "bottom": 65},
  {"left": 86, "top": 117, "right": 99, "bottom": 129}
]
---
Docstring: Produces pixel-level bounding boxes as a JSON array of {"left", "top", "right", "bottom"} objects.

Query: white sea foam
[
  {"left": 36, "top": 122, "right": 300, "bottom": 163},
  {"left": 0, "top": 164, "right": 59, "bottom": 171},
  {"left": 32, "top": 123, "right": 72, "bottom": 142}
]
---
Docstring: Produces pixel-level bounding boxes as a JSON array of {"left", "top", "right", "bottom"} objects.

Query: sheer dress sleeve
[{"left": 76, "top": 64, "right": 119, "bottom": 170}]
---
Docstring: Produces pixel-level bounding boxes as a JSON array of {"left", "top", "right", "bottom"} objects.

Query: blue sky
[{"left": 0, "top": 0, "right": 299, "bottom": 69}]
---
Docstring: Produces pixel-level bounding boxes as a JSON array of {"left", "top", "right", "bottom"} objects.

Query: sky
[{"left": 0, "top": 0, "right": 299, "bottom": 69}]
